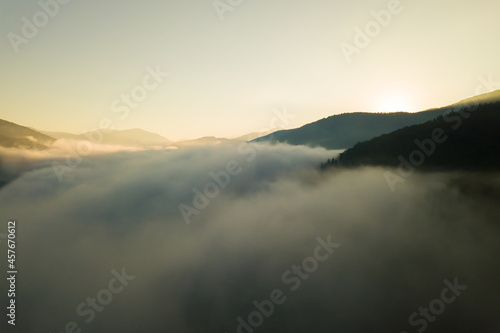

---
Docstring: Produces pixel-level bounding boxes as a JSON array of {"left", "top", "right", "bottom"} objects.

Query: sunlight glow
[{"left": 375, "top": 94, "right": 414, "bottom": 113}]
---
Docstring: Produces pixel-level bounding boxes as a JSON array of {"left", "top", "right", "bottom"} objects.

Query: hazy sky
[{"left": 1, "top": 0, "right": 499, "bottom": 140}]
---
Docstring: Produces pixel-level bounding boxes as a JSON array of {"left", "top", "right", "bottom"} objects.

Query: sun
[{"left": 375, "top": 94, "right": 414, "bottom": 113}]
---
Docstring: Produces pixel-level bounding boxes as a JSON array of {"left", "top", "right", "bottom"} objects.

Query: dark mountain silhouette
[
  {"left": 253, "top": 90, "right": 500, "bottom": 149},
  {"left": 327, "top": 100, "right": 500, "bottom": 170},
  {"left": 0, "top": 119, "right": 56, "bottom": 150}
]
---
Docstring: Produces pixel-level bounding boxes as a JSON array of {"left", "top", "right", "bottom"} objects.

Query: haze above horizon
[{"left": 1, "top": 0, "right": 499, "bottom": 141}]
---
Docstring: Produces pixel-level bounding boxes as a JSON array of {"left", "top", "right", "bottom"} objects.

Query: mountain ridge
[
  {"left": 0, "top": 119, "right": 56, "bottom": 150},
  {"left": 41, "top": 128, "right": 172, "bottom": 147},
  {"left": 323, "top": 99, "right": 500, "bottom": 171},
  {"left": 252, "top": 90, "right": 500, "bottom": 149}
]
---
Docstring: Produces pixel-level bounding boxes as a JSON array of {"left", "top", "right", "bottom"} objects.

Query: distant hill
[
  {"left": 173, "top": 136, "right": 242, "bottom": 147},
  {"left": 253, "top": 90, "right": 500, "bottom": 150},
  {"left": 42, "top": 128, "right": 172, "bottom": 147},
  {"left": 0, "top": 119, "right": 57, "bottom": 189},
  {"left": 234, "top": 129, "right": 278, "bottom": 142},
  {"left": 332, "top": 100, "right": 500, "bottom": 170},
  {"left": 86, "top": 129, "right": 171, "bottom": 147},
  {"left": 0, "top": 119, "right": 56, "bottom": 150},
  {"left": 41, "top": 130, "right": 81, "bottom": 140}
]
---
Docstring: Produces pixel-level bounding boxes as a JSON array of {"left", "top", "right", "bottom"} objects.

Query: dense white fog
[{"left": 0, "top": 143, "right": 499, "bottom": 332}]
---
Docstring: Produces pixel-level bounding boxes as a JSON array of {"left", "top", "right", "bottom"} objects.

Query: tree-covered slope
[{"left": 334, "top": 101, "right": 500, "bottom": 170}]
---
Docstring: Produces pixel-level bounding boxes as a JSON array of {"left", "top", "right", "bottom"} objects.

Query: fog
[{"left": 0, "top": 143, "right": 499, "bottom": 332}]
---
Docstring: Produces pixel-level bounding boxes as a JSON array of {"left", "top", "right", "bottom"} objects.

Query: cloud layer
[{"left": 0, "top": 143, "right": 499, "bottom": 332}]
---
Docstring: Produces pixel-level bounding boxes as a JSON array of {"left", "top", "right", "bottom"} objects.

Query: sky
[{"left": 1, "top": 0, "right": 499, "bottom": 141}]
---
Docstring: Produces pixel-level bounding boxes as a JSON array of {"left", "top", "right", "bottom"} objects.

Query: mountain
[
  {"left": 41, "top": 130, "right": 82, "bottom": 140},
  {"left": 0, "top": 119, "right": 57, "bottom": 189},
  {"left": 234, "top": 129, "right": 278, "bottom": 142},
  {"left": 173, "top": 136, "right": 242, "bottom": 147},
  {"left": 43, "top": 128, "right": 172, "bottom": 147},
  {"left": 0, "top": 119, "right": 56, "bottom": 150},
  {"left": 85, "top": 129, "right": 171, "bottom": 147},
  {"left": 252, "top": 90, "right": 500, "bottom": 150},
  {"left": 453, "top": 89, "right": 500, "bottom": 107},
  {"left": 252, "top": 110, "right": 446, "bottom": 149},
  {"left": 330, "top": 99, "right": 500, "bottom": 170}
]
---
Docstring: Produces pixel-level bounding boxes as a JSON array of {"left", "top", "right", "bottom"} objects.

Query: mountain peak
[{"left": 0, "top": 119, "right": 56, "bottom": 150}]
